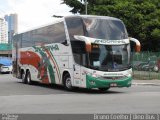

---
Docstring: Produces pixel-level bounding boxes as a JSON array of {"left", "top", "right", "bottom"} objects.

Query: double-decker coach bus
[{"left": 12, "top": 15, "right": 140, "bottom": 91}]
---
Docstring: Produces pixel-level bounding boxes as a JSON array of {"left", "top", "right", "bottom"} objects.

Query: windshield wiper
[{"left": 89, "top": 65, "right": 99, "bottom": 70}]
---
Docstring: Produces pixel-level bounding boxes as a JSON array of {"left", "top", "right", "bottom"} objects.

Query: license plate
[{"left": 110, "top": 83, "right": 117, "bottom": 87}]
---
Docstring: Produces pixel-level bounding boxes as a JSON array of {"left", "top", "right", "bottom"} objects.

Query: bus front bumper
[{"left": 86, "top": 75, "right": 132, "bottom": 89}]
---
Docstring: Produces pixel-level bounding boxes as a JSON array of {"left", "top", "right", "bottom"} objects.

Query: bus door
[{"left": 73, "top": 64, "right": 81, "bottom": 86}]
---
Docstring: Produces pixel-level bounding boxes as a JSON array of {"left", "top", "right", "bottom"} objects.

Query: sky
[{"left": 0, "top": 0, "right": 72, "bottom": 32}]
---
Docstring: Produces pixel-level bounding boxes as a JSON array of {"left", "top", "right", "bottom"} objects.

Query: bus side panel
[
  {"left": 52, "top": 44, "right": 72, "bottom": 85},
  {"left": 31, "top": 45, "right": 57, "bottom": 84},
  {"left": 18, "top": 43, "right": 73, "bottom": 86},
  {"left": 19, "top": 47, "right": 41, "bottom": 82}
]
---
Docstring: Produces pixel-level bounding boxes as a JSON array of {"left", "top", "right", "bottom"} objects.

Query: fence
[{"left": 132, "top": 52, "right": 160, "bottom": 80}]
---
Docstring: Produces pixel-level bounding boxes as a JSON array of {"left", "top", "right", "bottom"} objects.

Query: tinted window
[
  {"left": 20, "top": 22, "right": 66, "bottom": 47},
  {"left": 65, "top": 17, "right": 87, "bottom": 65},
  {"left": 32, "top": 22, "right": 66, "bottom": 45},
  {"left": 65, "top": 16, "right": 128, "bottom": 40},
  {"left": 83, "top": 18, "right": 128, "bottom": 40},
  {"left": 65, "top": 17, "right": 85, "bottom": 41},
  {"left": 22, "top": 32, "right": 34, "bottom": 47}
]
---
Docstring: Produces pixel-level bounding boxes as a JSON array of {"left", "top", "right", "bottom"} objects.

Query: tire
[
  {"left": 26, "top": 71, "right": 32, "bottom": 85},
  {"left": 98, "top": 87, "right": 110, "bottom": 92},
  {"left": 22, "top": 72, "right": 27, "bottom": 84},
  {"left": 63, "top": 74, "right": 73, "bottom": 90}
]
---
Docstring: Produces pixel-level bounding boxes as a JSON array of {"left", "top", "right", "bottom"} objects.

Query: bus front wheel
[
  {"left": 98, "top": 87, "right": 110, "bottom": 92},
  {"left": 63, "top": 74, "right": 73, "bottom": 91}
]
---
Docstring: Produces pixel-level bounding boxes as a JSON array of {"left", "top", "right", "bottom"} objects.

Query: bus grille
[{"left": 99, "top": 76, "right": 128, "bottom": 80}]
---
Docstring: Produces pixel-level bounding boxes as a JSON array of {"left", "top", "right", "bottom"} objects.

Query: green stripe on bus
[
  {"left": 86, "top": 75, "right": 132, "bottom": 88},
  {"left": 49, "top": 51, "right": 61, "bottom": 82},
  {"left": 33, "top": 46, "right": 55, "bottom": 83}
]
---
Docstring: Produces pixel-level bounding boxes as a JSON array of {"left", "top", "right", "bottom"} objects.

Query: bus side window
[
  {"left": 31, "top": 22, "right": 67, "bottom": 45},
  {"left": 51, "top": 22, "right": 67, "bottom": 44}
]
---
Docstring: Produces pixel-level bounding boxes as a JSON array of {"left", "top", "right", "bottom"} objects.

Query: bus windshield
[
  {"left": 65, "top": 16, "right": 128, "bottom": 40},
  {"left": 65, "top": 16, "right": 130, "bottom": 71},
  {"left": 89, "top": 44, "right": 131, "bottom": 71}
]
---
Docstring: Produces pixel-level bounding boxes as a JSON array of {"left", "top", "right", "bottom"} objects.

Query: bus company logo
[
  {"left": 34, "top": 45, "right": 59, "bottom": 52},
  {"left": 94, "top": 39, "right": 126, "bottom": 44}
]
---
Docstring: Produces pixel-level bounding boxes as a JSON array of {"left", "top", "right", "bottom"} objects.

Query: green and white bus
[{"left": 12, "top": 15, "right": 140, "bottom": 91}]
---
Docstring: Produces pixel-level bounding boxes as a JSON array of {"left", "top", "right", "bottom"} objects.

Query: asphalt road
[{"left": 0, "top": 74, "right": 160, "bottom": 114}]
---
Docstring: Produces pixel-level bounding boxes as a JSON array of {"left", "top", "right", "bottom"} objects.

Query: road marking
[{"left": 132, "top": 82, "right": 160, "bottom": 86}]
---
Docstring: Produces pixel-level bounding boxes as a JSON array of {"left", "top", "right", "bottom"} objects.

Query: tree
[{"left": 62, "top": 0, "right": 160, "bottom": 51}]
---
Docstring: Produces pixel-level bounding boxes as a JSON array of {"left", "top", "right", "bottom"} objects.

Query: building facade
[
  {"left": 4, "top": 14, "right": 18, "bottom": 44},
  {"left": 0, "top": 18, "right": 8, "bottom": 43}
]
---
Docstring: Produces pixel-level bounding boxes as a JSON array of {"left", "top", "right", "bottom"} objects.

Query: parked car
[
  {"left": 132, "top": 61, "right": 144, "bottom": 70},
  {"left": 0, "top": 65, "right": 13, "bottom": 73},
  {"left": 141, "top": 61, "right": 157, "bottom": 71},
  {"left": 133, "top": 60, "right": 158, "bottom": 72},
  {"left": 136, "top": 62, "right": 149, "bottom": 71},
  {"left": 0, "top": 57, "right": 12, "bottom": 74},
  {"left": 154, "top": 59, "right": 160, "bottom": 72}
]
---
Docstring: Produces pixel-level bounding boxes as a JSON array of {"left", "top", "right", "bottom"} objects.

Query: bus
[{"left": 12, "top": 15, "right": 140, "bottom": 91}]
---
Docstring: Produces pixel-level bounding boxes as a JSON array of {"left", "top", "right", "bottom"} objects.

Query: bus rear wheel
[
  {"left": 26, "top": 71, "right": 32, "bottom": 85},
  {"left": 63, "top": 74, "right": 73, "bottom": 91},
  {"left": 22, "top": 72, "right": 27, "bottom": 84}
]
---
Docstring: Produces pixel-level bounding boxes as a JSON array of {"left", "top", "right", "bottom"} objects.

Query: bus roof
[
  {"left": 15, "top": 18, "right": 64, "bottom": 34},
  {"left": 64, "top": 15, "right": 121, "bottom": 21},
  {"left": 15, "top": 15, "right": 121, "bottom": 35}
]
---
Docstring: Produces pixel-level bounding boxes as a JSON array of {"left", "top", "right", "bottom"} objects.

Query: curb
[{"left": 132, "top": 82, "right": 160, "bottom": 86}]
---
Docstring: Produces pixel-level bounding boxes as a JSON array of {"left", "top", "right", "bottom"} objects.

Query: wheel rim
[
  {"left": 22, "top": 73, "right": 25, "bottom": 82},
  {"left": 65, "top": 78, "right": 72, "bottom": 89},
  {"left": 27, "top": 72, "right": 31, "bottom": 84}
]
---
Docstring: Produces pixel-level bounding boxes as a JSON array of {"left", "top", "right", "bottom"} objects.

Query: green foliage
[
  {"left": 62, "top": 0, "right": 160, "bottom": 51},
  {"left": 62, "top": 0, "right": 84, "bottom": 13},
  {"left": 151, "top": 29, "right": 160, "bottom": 40}
]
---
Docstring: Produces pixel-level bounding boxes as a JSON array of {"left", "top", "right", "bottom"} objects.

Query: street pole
[{"left": 85, "top": 0, "right": 87, "bottom": 15}]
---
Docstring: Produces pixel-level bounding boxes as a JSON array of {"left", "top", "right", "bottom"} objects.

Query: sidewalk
[{"left": 132, "top": 79, "right": 160, "bottom": 86}]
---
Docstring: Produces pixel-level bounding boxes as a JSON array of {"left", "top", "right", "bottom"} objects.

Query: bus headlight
[
  {"left": 86, "top": 72, "right": 100, "bottom": 78},
  {"left": 92, "top": 74, "right": 97, "bottom": 78},
  {"left": 91, "top": 73, "right": 101, "bottom": 78}
]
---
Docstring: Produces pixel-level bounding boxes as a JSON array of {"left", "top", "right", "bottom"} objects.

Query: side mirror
[
  {"left": 85, "top": 43, "right": 92, "bottom": 53},
  {"left": 61, "top": 40, "right": 69, "bottom": 46},
  {"left": 74, "top": 35, "right": 92, "bottom": 53},
  {"left": 129, "top": 37, "right": 141, "bottom": 52}
]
